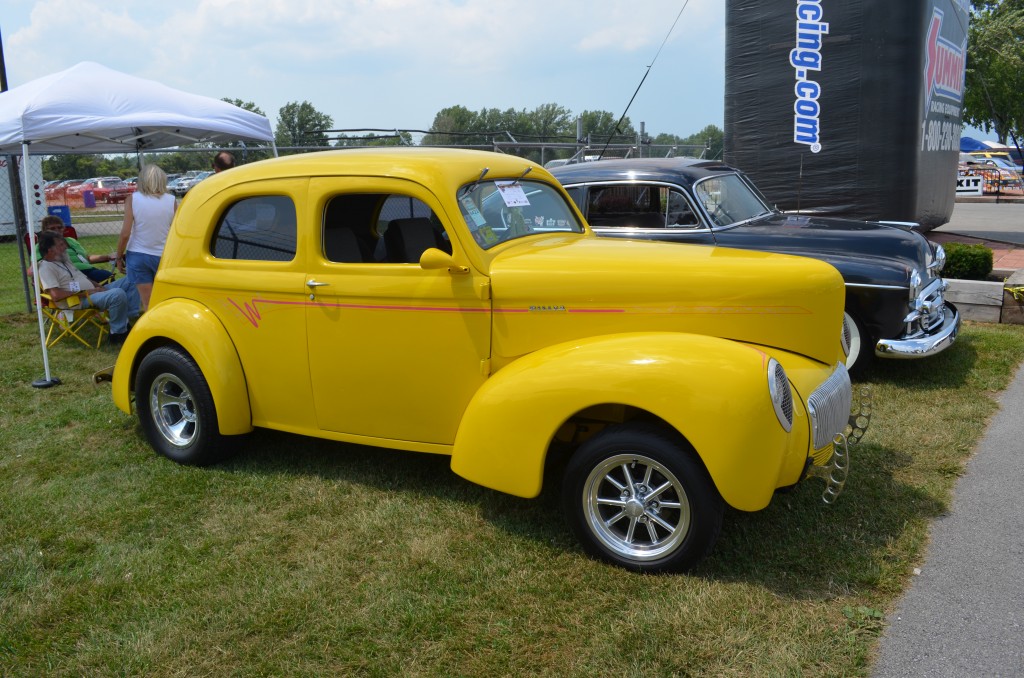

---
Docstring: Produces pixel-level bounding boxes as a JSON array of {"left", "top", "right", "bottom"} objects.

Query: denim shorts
[{"left": 126, "top": 251, "right": 162, "bottom": 285}]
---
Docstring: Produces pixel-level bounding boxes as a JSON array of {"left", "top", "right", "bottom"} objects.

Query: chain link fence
[{"left": 2, "top": 164, "right": 126, "bottom": 316}]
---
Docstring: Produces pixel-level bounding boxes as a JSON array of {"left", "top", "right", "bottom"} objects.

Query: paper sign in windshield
[
  {"left": 495, "top": 181, "right": 530, "bottom": 207},
  {"left": 461, "top": 196, "right": 487, "bottom": 227}
]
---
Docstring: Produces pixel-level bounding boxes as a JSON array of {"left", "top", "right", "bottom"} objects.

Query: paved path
[
  {"left": 929, "top": 202, "right": 1024, "bottom": 273},
  {"left": 938, "top": 202, "right": 1024, "bottom": 245},
  {"left": 872, "top": 364, "right": 1024, "bottom": 678}
]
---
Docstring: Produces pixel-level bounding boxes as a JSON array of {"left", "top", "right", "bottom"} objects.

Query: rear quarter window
[{"left": 211, "top": 196, "right": 297, "bottom": 262}]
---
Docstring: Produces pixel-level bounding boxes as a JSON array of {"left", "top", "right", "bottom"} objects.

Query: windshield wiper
[{"left": 461, "top": 167, "right": 490, "bottom": 196}]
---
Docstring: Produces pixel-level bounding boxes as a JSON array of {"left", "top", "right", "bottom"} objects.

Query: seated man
[
  {"left": 36, "top": 230, "right": 141, "bottom": 345},
  {"left": 36, "top": 215, "right": 116, "bottom": 284}
]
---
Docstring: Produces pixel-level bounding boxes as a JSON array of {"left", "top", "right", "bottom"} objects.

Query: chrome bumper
[
  {"left": 875, "top": 302, "right": 960, "bottom": 359},
  {"left": 804, "top": 383, "right": 872, "bottom": 504},
  {"left": 806, "top": 433, "right": 850, "bottom": 505}
]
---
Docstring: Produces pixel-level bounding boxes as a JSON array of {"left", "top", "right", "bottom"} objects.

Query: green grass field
[{"left": 2, "top": 303, "right": 1023, "bottom": 675}]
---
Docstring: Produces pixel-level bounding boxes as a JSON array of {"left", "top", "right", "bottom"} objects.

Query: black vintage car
[{"left": 552, "top": 158, "right": 960, "bottom": 372}]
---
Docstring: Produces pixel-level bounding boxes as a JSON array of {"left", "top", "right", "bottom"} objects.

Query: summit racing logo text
[
  {"left": 790, "top": 1, "right": 828, "bottom": 153},
  {"left": 923, "top": 7, "right": 966, "bottom": 114}
]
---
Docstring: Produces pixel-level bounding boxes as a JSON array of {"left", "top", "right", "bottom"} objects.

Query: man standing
[
  {"left": 213, "top": 151, "right": 235, "bottom": 172},
  {"left": 36, "top": 230, "right": 140, "bottom": 345}
]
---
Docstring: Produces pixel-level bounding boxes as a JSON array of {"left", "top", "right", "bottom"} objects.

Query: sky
[{"left": 0, "top": 0, "right": 727, "bottom": 142}]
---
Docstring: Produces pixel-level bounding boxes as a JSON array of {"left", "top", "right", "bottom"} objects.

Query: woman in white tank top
[{"left": 115, "top": 164, "right": 176, "bottom": 311}]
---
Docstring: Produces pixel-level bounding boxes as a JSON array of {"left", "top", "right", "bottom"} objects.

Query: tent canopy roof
[{"left": 0, "top": 61, "right": 274, "bottom": 154}]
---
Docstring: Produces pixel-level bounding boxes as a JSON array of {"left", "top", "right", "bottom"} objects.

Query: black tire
[
  {"left": 562, "top": 423, "right": 724, "bottom": 573},
  {"left": 135, "top": 346, "right": 231, "bottom": 466},
  {"left": 844, "top": 311, "right": 874, "bottom": 376}
]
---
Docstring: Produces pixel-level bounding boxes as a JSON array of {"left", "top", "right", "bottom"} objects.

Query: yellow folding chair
[{"left": 39, "top": 290, "right": 109, "bottom": 349}]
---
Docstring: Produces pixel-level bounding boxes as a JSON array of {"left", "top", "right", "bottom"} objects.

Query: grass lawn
[{"left": 2, "top": 311, "right": 1023, "bottom": 676}]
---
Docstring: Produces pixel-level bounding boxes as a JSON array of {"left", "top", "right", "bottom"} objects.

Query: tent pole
[{"left": 23, "top": 144, "right": 60, "bottom": 388}]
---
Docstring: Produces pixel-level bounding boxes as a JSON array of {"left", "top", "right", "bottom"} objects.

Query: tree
[
  {"left": 422, "top": 106, "right": 478, "bottom": 145},
  {"left": 275, "top": 101, "right": 334, "bottom": 151},
  {"left": 334, "top": 131, "right": 413, "bottom": 147},
  {"left": 964, "top": 0, "right": 1024, "bottom": 146},
  {"left": 670, "top": 124, "right": 724, "bottom": 160},
  {"left": 41, "top": 154, "right": 139, "bottom": 180},
  {"left": 214, "top": 98, "right": 274, "bottom": 163},
  {"left": 578, "top": 110, "right": 636, "bottom": 143}
]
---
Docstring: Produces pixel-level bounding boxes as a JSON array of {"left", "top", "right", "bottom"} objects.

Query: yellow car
[{"left": 110, "top": 148, "right": 856, "bottom": 572}]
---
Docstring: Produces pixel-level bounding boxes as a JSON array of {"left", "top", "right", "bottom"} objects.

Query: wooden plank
[
  {"left": 957, "top": 303, "right": 1002, "bottom": 323},
  {"left": 945, "top": 279, "right": 1005, "bottom": 307},
  {"left": 1002, "top": 289, "right": 1024, "bottom": 325}
]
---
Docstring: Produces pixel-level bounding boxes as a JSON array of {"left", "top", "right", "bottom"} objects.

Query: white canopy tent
[{"left": 0, "top": 61, "right": 277, "bottom": 387}]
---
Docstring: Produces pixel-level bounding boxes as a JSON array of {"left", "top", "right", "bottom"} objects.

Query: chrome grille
[
  {"left": 920, "top": 281, "right": 947, "bottom": 332},
  {"left": 807, "top": 363, "right": 853, "bottom": 449},
  {"left": 904, "top": 278, "right": 948, "bottom": 337}
]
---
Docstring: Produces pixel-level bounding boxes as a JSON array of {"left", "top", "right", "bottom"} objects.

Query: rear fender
[
  {"left": 111, "top": 299, "right": 252, "bottom": 435},
  {"left": 451, "top": 332, "right": 796, "bottom": 510}
]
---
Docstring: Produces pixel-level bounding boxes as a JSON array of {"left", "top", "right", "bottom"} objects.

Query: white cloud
[{"left": 4, "top": 0, "right": 726, "bottom": 136}]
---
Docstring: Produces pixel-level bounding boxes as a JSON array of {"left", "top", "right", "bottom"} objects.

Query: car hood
[
  {"left": 716, "top": 213, "right": 933, "bottom": 287},
  {"left": 485, "top": 235, "right": 846, "bottom": 366}
]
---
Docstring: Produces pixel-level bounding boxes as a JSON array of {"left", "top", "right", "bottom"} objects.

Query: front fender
[
  {"left": 451, "top": 332, "right": 801, "bottom": 510},
  {"left": 111, "top": 298, "right": 252, "bottom": 435}
]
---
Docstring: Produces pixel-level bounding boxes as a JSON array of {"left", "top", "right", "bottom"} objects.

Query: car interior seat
[
  {"left": 384, "top": 218, "right": 440, "bottom": 263},
  {"left": 324, "top": 226, "right": 364, "bottom": 263}
]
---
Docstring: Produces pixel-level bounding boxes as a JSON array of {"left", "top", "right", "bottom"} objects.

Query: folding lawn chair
[{"left": 38, "top": 290, "right": 109, "bottom": 349}]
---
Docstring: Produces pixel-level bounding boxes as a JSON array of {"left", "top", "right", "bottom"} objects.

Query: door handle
[{"left": 307, "top": 280, "right": 329, "bottom": 299}]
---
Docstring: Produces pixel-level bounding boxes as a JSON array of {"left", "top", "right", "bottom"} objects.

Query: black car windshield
[
  {"left": 457, "top": 179, "right": 584, "bottom": 249},
  {"left": 692, "top": 174, "right": 774, "bottom": 227}
]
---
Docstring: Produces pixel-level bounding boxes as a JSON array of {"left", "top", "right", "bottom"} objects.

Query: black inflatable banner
[{"left": 724, "top": 0, "right": 968, "bottom": 229}]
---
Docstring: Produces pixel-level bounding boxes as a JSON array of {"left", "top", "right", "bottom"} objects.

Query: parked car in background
[
  {"left": 166, "top": 175, "right": 187, "bottom": 196},
  {"left": 65, "top": 176, "right": 135, "bottom": 204},
  {"left": 170, "top": 170, "right": 217, "bottom": 198},
  {"left": 104, "top": 148, "right": 859, "bottom": 573},
  {"left": 44, "top": 178, "right": 84, "bottom": 203},
  {"left": 959, "top": 155, "right": 1024, "bottom": 194},
  {"left": 967, "top": 149, "right": 1023, "bottom": 172},
  {"left": 177, "top": 170, "right": 213, "bottom": 197},
  {"left": 552, "top": 157, "right": 960, "bottom": 373}
]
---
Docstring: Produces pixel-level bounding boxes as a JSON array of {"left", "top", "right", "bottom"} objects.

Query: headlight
[
  {"left": 767, "top": 358, "right": 794, "bottom": 432},
  {"left": 909, "top": 268, "right": 922, "bottom": 298}
]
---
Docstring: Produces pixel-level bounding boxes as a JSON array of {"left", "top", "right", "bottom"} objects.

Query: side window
[
  {"left": 322, "top": 193, "right": 450, "bottom": 264},
  {"left": 563, "top": 186, "right": 585, "bottom": 211},
  {"left": 211, "top": 196, "right": 297, "bottom": 261},
  {"left": 665, "top": 189, "right": 700, "bottom": 227},
  {"left": 586, "top": 185, "right": 667, "bottom": 229}
]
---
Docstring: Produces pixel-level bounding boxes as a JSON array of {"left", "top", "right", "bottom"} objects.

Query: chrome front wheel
[
  {"left": 563, "top": 424, "right": 723, "bottom": 573},
  {"left": 582, "top": 453, "right": 692, "bottom": 562}
]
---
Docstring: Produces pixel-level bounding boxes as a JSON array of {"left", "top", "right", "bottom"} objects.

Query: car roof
[
  {"left": 549, "top": 157, "right": 738, "bottom": 186},
  {"left": 185, "top": 148, "right": 551, "bottom": 202}
]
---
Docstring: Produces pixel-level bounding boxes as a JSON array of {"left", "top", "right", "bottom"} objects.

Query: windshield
[
  {"left": 457, "top": 179, "right": 584, "bottom": 249},
  {"left": 692, "top": 174, "right": 773, "bottom": 227}
]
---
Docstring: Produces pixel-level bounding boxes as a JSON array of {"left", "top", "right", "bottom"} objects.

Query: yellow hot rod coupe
[{"left": 109, "top": 148, "right": 857, "bottom": 572}]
